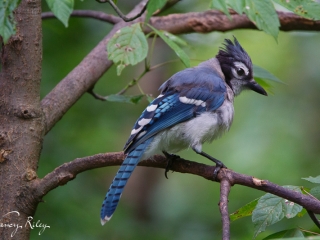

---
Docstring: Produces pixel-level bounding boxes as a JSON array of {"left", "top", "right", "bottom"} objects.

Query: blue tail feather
[{"left": 100, "top": 137, "right": 153, "bottom": 224}]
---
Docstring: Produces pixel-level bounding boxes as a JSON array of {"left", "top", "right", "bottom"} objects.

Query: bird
[{"left": 100, "top": 37, "right": 267, "bottom": 225}]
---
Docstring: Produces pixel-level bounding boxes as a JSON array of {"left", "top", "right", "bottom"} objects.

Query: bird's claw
[
  {"left": 213, "top": 162, "right": 227, "bottom": 180},
  {"left": 163, "top": 151, "right": 180, "bottom": 179}
]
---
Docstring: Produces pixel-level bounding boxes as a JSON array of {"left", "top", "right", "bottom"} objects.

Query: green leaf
[
  {"left": 230, "top": 198, "right": 259, "bottom": 222},
  {"left": 227, "top": 0, "right": 246, "bottom": 14},
  {"left": 45, "top": 0, "right": 74, "bottom": 27},
  {"left": 252, "top": 186, "right": 303, "bottom": 238},
  {"left": 116, "top": 64, "right": 126, "bottom": 76},
  {"left": 273, "top": 0, "right": 320, "bottom": 20},
  {"left": 262, "top": 228, "right": 304, "bottom": 239},
  {"left": 254, "top": 78, "right": 273, "bottom": 94},
  {"left": 106, "top": 94, "right": 145, "bottom": 104},
  {"left": 0, "top": 0, "right": 21, "bottom": 44},
  {"left": 310, "top": 186, "right": 320, "bottom": 200},
  {"left": 211, "top": 0, "right": 231, "bottom": 18},
  {"left": 107, "top": 23, "right": 148, "bottom": 75},
  {"left": 253, "top": 65, "right": 283, "bottom": 83},
  {"left": 244, "top": 0, "right": 280, "bottom": 39},
  {"left": 145, "top": 0, "right": 167, "bottom": 23},
  {"left": 302, "top": 175, "right": 320, "bottom": 184},
  {"left": 162, "top": 31, "right": 187, "bottom": 46},
  {"left": 253, "top": 65, "right": 283, "bottom": 94},
  {"left": 148, "top": 25, "right": 190, "bottom": 68}
]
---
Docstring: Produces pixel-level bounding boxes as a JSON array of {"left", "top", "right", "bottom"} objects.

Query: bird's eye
[
  {"left": 232, "top": 62, "right": 249, "bottom": 79},
  {"left": 236, "top": 68, "right": 245, "bottom": 76}
]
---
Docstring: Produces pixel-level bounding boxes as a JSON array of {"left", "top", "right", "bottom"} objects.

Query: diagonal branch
[
  {"left": 30, "top": 152, "right": 320, "bottom": 216},
  {"left": 41, "top": 10, "right": 121, "bottom": 24}
]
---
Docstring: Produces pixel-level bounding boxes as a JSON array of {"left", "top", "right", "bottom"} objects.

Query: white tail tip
[{"left": 101, "top": 215, "right": 112, "bottom": 226}]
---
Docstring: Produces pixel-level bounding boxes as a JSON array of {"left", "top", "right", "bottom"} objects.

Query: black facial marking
[{"left": 216, "top": 37, "right": 253, "bottom": 82}]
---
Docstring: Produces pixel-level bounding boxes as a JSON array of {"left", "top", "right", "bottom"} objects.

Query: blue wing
[{"left": 124, "top": 66, "right": 227, "bottom": 153}]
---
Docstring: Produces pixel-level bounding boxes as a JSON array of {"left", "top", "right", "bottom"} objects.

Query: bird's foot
[
  {"left": 213, "top": 160, "right": 227, "bottom": 180},
  {"left": 195, "top": 151, "right": 227, "bottom": 181},
  {"left": 162, "top": 151, "right": 180, "bottom": 179}
]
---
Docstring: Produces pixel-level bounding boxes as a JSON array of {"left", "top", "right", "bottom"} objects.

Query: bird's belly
[{"left": 143, "top": 101, "right": 234, "bottom": 158}]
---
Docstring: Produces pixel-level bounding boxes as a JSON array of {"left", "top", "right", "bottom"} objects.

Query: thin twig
[
  {"left": 298, "top": 227, "right": 320, "bottom": 236},
  {"left": 41, "top": 10, "right": 121, "bottom": 24},
  {"left": 96, "top": 0, "right": 147, "bottom": 22},
  {"left": 149, "top": 59, "right": 180, "bottom": 70},
  {"left": 219, "top": 178, "right": 231, "bottom": 240},
  {"left": 87, "top": 87, "right": 107, "bottom": 101},
  {"left": 116, "top": 79, "right": 138, "bottom": 95},
  {"left": 307, "top": 210, "right": 320, "bottom": 229}
]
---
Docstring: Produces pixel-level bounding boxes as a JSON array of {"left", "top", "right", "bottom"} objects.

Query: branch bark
[
  {"left": 219, "top": 178, "right": 231, "bottom": 240},
  {"left": 29, "top": 152, "right": 320, "bottom": 216},
  {"left": 149, "top": 10, "right": 320, "bottom": 34},
  {"left": 42, "top": 9, "right": 320, "bottom": 33},
  {"left": 41, "top": 10, "right": 121, "bottom": 24},
  {"left": 0, "top": 0, "right": 43, "bottom": 239}
]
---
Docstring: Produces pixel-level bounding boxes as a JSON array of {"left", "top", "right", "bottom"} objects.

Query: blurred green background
[{"left": 34, "top": 0, "right": 320, "bottom": 239}]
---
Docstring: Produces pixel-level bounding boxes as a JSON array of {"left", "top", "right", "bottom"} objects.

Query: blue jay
[{"left": 100, "top": 37, "right": 267, "bottom": 224}]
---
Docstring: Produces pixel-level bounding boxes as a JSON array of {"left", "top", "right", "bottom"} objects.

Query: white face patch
[
  {"left": 138, "top": 118, "right": 152, "bottom": 126},
  {"left": 233, "top": 62, "right": 249, "bottom": 75},
  {"left": 179, "top": 96, "right": 206, "bottom": 107},
  {"left": 146, "top": 104, "right": 157, "bottom": 112}
]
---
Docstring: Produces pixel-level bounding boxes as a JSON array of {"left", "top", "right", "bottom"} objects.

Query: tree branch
[
  {"left": 149, "top": 10, "right": 320, "bottom": 35},
  {"left": 40, "top": 0, "right": 148, "bottom": 134},
  {"left": 219, "top": 178, "right": 231, "bottom": 240},
  {"left": 41, "top": 10, "right": 121, "bottom": 24},
  {"left": 30, "top": 152, "right": 320, "bottom": 216}
]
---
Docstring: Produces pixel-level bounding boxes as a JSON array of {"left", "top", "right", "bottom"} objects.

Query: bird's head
[{"left": 216, "top": 37, "right": 267, "bottom": 96}]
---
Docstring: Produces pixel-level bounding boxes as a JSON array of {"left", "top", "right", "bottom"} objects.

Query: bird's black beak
[{"left": 247, "top": 79, "right": 268, "bottom": 96}]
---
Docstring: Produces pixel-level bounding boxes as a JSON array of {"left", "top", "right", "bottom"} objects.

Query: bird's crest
[{"left": 216, "top": 37, "right": 252, "bottom": 70}]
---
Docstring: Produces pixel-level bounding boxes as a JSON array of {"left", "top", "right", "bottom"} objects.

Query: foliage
[
  {"left": 230, "top": 180, "right": 320, "bottom": 238},
  {"left": 211, "top": 0, "right": 320, "bottom": 40},
  {"left": 0, "top": 0, "right": 73, "bottom": 43},
  {"left": 145, "top": 0, "right": 167, "bottom": 22},
  {"left": 45, "top": 0, "right": 74, "bottom": 27},
  {"left": 107, "top": 23, "right": 148, "bottom": 75},
  {"left": 0, "top": 0, "right": 21, "bottom": 44}
]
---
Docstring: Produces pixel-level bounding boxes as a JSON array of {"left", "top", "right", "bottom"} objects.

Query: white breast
[{"left": 142, "top": 88, "right": 234, "bottom": 159}]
